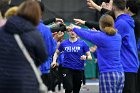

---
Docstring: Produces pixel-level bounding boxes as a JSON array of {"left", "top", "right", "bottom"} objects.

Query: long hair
[
  {"left": 99, "top": 14, "right": 116, "bottom": 36},
  {"left": 16, "top": 0, "right": 41, "bottom": 26}
]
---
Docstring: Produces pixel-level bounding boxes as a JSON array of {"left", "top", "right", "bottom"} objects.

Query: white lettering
[{"left": 64, "top": 46, "right": 81, "bottom": 52}]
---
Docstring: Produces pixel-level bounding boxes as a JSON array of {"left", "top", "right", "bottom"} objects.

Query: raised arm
[
  {"left": 73, "top": 19, "right": 99, "bottom": 29},
  {"left": 87, "top": 0, "right": 102, "bottom": 11}
]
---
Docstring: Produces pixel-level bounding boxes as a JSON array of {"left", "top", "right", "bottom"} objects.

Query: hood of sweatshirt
[
  {"left": 115, "top": 14, "right": 135, "bottom": 28},
  {"left": 4, "top": 16, "right": 36, "bottom": 34}
]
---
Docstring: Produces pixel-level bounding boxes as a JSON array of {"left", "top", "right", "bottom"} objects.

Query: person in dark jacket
[
  {"left": 37, "top": 2, "right": 64, "bottom": 92},
  {"left": 0, "top": 1, "right": 47, "bottom": 93}
]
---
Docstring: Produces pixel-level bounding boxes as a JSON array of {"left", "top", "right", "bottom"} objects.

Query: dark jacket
[
  {"left": 132, "top": 12, "right": 140, "bottom": 60},
  {"left": 0, "top": 16, "right": 47, "bottom": 93},
  {"left": 85, "top": 21, "right": 99, "bottom": 30},
  {"left": 132, "top": 13, "right": 140, "bottom": 43},
  {"left": 84, "top": 8, "right": 115, "bottom": 30},
  {"left": 43, "top": 18, "right": 56, "bottom": 25}
]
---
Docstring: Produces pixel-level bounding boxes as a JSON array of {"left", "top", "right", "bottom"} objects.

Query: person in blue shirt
[
  {"left": 112, "top": 0, "right": 139, "bottom": 93},
  {"left": 85, "top": 0, "right": 139, "bottom": 93},
  {"left": 124, "top": 0, "right": 140, "bottom": 92},
  {"left": 51, "top": 29, "right": 92, "bottom": 93},
  {"left": 37, "top": 1, "right": 64, "bottom": 92},
  {"left": 69, "top": 14, "right": 125, "bottom": 93}
]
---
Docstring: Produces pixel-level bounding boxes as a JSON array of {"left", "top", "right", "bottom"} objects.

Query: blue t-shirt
[
  {"left": 58, "top": 39, "right": 90, "bottom": 70},
  {"left": 73, "top": 28, "right": 124, "bottom": 73}
]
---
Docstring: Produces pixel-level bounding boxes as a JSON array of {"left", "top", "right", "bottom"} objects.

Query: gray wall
[
  {"left": 42, "top": 0, "right": 97, "bottom": 22},
  {"left": 9, "top": 0, "right": 100, "bottom": 22}
]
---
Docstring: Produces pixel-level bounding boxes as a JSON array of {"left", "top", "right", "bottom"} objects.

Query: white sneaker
[{"left": 48, "top": 91, "right": 53, "bottom": 93}]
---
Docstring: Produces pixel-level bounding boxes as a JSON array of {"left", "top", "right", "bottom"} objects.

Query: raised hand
[
  {"left": 73, "top": 19, "right": 86, "bottom": 25},
  {"left": 87, "top": 0, "right": 102, "bottom": 11},
  {"left": 53, "top": 31, "right": 64, "bottom": 42},
  {"left": 55, "top": 18, "right": 64, "bottom": 24},
  {"left": 101, "top": 0, "right": 113, "bottom": 10}
]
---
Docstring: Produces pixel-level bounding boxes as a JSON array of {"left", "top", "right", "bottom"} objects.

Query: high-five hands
[
  {"left": 73, "top": 19, "right": 86, "bottom": 25},
  {"left": 101, "top": 0, "right": 113, "bottom": 10},
  {"left": 55, "top": 18, "right": 64, "bottom": 24},
  {"left": 87, "top": 0, "right": 102, "bottom": 11},
  {"left": 67, "top": 24, "right": 81, "bottom": 32},
  {"left": 87, "top": 0, "right": 113, "bottom": 11}
]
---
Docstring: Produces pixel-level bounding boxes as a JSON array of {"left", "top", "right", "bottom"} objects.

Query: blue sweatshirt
[
  {"left": 37, "top": 20, "right": 57, "bottom": 74},
  {"left": 73, "top": 28, "right": 123, "bottom": 73},
  {"left": 115, "top": 14, "right": 139, "bottom": 72},
  {"left": 57, "top": 52, "right": 64, "bottom": 65},
  {"left": 58, "top": 39, "right": 90, "bottom": 70}
]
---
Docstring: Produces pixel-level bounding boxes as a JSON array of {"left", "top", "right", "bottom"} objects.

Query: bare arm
[
  {"left": 87, "top": 0, "right": 102, "bottom": 11},
  {"left": 51, "top": 49, "right": 60, "bottom": 68}
]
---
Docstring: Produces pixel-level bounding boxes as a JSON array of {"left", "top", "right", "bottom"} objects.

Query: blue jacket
[
  {"left": 73, "top": 28, "right": 123, "bottom": 73},
  {"left": 38, "top": 20, "right": 57, "bottom": 74},
  {"left": 115, "top": 14, "right": 139, "bottom": 72}
]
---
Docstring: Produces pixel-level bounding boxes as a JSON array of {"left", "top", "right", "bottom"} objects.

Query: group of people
[{"left": 0, "top": 0, "right": 140, "bottom": 93}]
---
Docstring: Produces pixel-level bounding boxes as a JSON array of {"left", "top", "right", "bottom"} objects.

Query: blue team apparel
[
  {"left": 58, "top": 39, "right": 90, "bottom": 70},
  {"left": 73, "top": 28, "right": 123, "bottom": 73},
  {"left": 57, "top": 52, "right": 64, "bottom": 65},
  {"left": 99, "top": 72, "right": 125, "bottom": 93},
  {"left": 37, "top": 20, "right": 57, "bottom": 74},
  {"left": 115, "top": 14, "right": 139, "bottom": 72}
]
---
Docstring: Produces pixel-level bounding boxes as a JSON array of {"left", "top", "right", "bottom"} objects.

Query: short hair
[
  {"left": 16, "top": 0, "right": 41, "bottom": 26},
  {"left": 113, "top": 0, "right": 126, "bottom": 10},
  {"left": 126, "top": 0, "right": 137, "bottom": 14},
  {"left": 5, "top": 6, "right": 18, "bottom": 19}
]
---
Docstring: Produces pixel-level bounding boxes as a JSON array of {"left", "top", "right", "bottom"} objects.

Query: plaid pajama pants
[{"left": 99, "top": 72, "right": 125, "bottom": 93}]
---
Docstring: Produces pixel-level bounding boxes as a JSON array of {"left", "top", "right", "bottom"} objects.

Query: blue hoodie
[
  {"left": 115, "top": 14, "right": 139, "bottom": 72},
  {"left": 73, "top": 28, "right": 123, "bottom": 73},
  {"left": 37, "top": 20, "right": 57, "bottom": 74}
]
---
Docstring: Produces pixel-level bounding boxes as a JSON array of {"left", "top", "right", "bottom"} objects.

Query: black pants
[
  {"left": 41, "top": 68, "right": 60, "bottom": 92},
  {"left": 137, "top": 67, "right": 140, "bottom": 93},
  {"left": 82, "top": 70, "right": 86, "bottom": 85},
  {"left": 58, "top": 65, "right": 63, "bottom": 91},
  {"left": 123, "top": 72, "right": 137, "bottom": 93},
  {"left": 41, "top": 73, "right": 55, "bottom": 91},
  {"left": 62, "top": 68, "right": 83, "bottom": 93}
]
